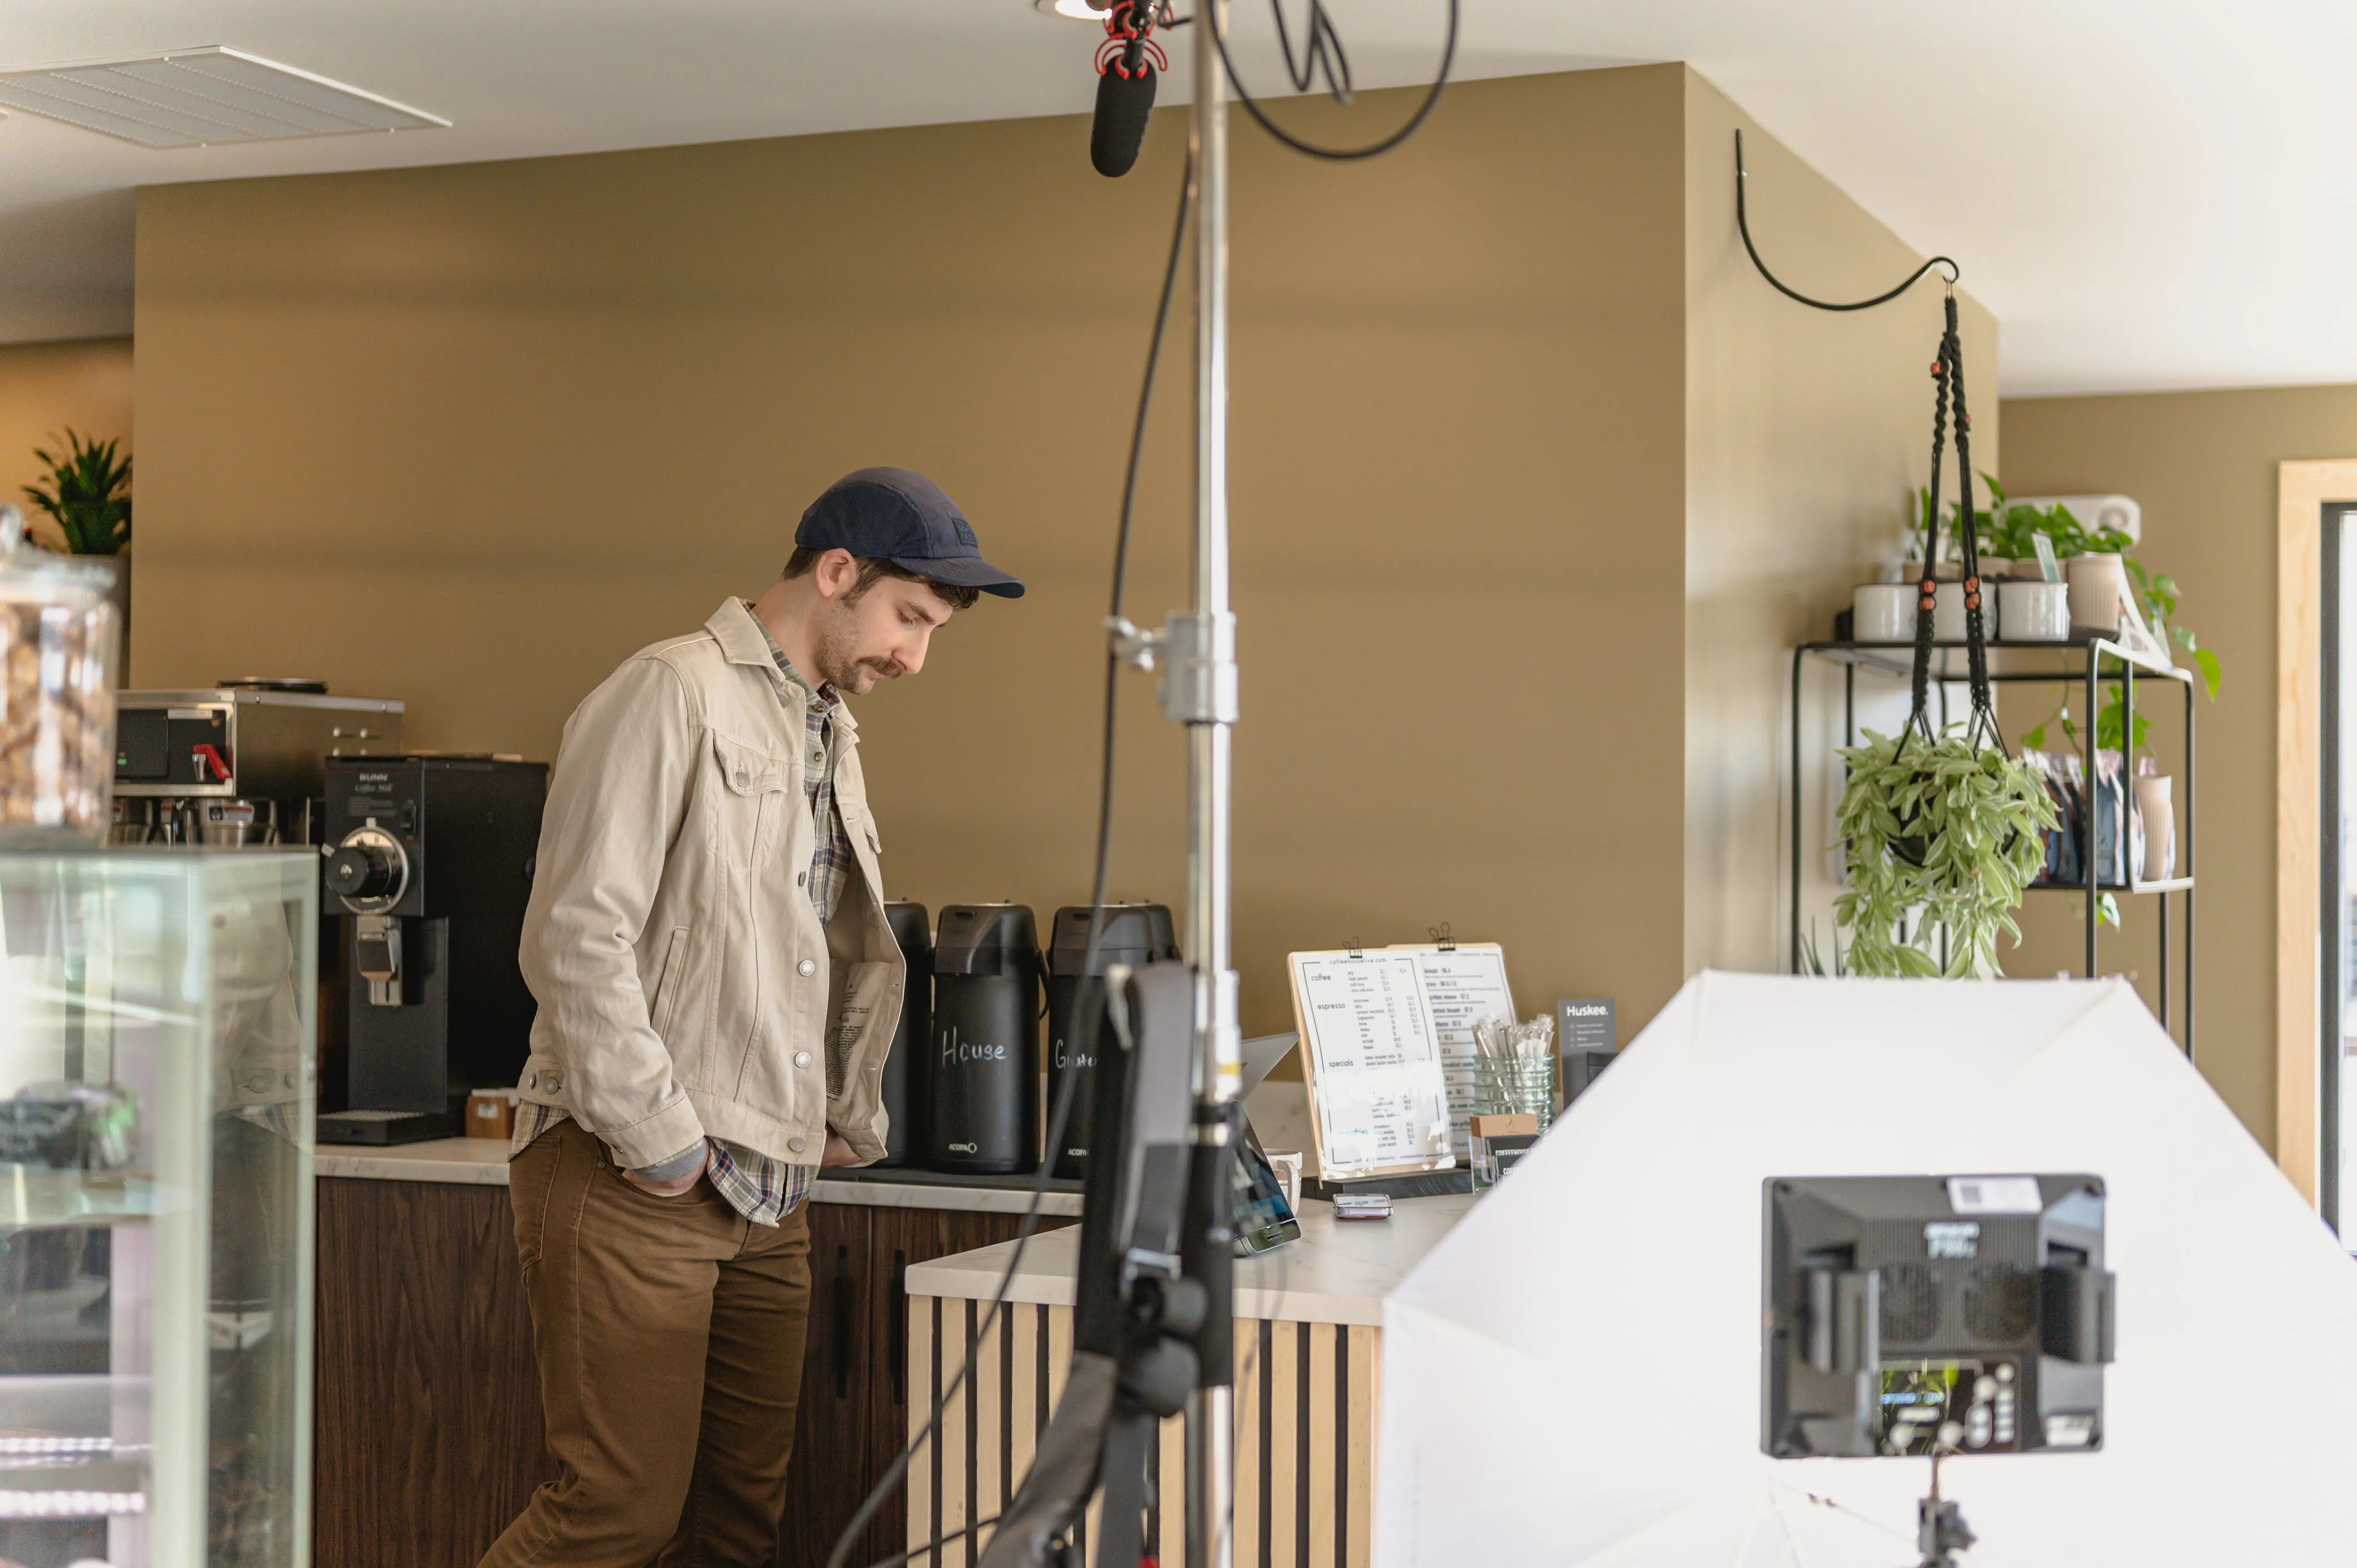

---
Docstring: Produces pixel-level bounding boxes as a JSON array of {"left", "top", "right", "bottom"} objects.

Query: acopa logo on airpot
[{"left": 938, "top": 1026, "right": 1008, "bottom": 1066}]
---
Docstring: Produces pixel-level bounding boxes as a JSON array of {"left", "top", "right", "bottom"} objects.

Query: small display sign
[
  {"left": 1558, "top": 997, "right": 1614, "bottom": 1051},
  {"left": 1557, "top": 997, "right": 1616, "bottom": 1105}
]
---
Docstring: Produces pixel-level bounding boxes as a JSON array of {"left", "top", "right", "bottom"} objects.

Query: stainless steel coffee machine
[{"left": 112, "top": 680, "right": 405, "bottom": 846}]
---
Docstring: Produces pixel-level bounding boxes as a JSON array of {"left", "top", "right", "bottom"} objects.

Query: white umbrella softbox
[{"left": 1377, "top": 972, "right": 2357, "bottom": 1566}]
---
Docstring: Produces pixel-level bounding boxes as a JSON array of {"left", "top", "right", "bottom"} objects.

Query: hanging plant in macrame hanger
[{"left": 1834, "top": 290, "right": 2057, "bottom": 977}]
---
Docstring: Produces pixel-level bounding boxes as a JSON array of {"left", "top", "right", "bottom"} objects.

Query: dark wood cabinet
[
  {"left": 783, "top": 1200, "right": 875, "bottom": 1568},
  {"left": 781, "top": 1203, "right": 1052, "bottom": 1568},
  {"left": 314, "top": 1176, "right": 1061, "bottom": 1568},
  {"left": 313, "top": 1177, "right": 556, "bottom": 1568}
]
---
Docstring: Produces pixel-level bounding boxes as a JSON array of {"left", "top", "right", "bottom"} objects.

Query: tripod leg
[{"left": 1093, "top": 1408, "right": 1159, "bottom": 1568}]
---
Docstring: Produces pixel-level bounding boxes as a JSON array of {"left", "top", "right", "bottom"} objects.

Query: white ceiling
[{"left": 0, "top": 1, "right": 2348, "bottom": 396}]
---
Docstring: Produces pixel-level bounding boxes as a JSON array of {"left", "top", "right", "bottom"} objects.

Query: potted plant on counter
[
  {"left": 23, "top": 430, "right": 132, "bottom": 675},
  {"left": 1835, "top": 727, "right": 2058, "bottom": 977}
]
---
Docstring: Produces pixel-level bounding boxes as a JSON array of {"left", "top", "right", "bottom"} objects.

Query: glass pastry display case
[{"left": 0, "top": 850, "right": 317, "bottom": 1567}]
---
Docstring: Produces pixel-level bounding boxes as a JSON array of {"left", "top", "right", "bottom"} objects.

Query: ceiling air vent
[{"left": 0, "top": 46, "right": 449, "bottom": 149}]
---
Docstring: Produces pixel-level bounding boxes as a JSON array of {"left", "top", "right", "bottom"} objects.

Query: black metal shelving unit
[{"left": 1788, "top": 636, "right": 2197, "bottom": 1058}]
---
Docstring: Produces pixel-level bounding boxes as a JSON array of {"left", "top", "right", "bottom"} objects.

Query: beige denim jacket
[{"left": 514, "top": 599, "right": 906, "bottom": 1169}]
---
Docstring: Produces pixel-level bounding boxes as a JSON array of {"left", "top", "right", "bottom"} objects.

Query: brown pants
[{"left": 482, "top": 1120, "right": 813, "bottom": 1568}]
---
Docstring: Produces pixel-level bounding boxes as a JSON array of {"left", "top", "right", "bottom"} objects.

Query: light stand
[
  {"left": 1174, "top": 7, "right": 1241, "bottom": 1565},
  {"left": 1917, "top": 1449, "right": 1977, "bottom": 1568}
]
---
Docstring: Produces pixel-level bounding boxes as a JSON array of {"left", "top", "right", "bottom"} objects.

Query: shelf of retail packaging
[
  {"left": 0, "top": 1168, "right": 175, "bottom": 1228},
  {"left": 2024, "top": 876, "right": 2195, "bottom": 896},
  {"left": 1790, "top": 632, "right": 2198, "bottom": 1055},
  {"left": 313, "top": 1138, "right": 1086, "bottom": 1215},
  {"left": 1800, "top": 637, "right": 2193, "bottom": 681}
]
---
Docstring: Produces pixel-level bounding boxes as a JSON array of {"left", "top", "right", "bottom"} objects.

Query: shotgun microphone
[{"left": 1090, "top": 2, "right": 1167, "bottom": 178}]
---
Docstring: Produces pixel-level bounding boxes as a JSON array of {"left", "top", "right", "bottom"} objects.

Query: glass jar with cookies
[{"left": 0, "top": 503, "right": 117, "bottom": 841}]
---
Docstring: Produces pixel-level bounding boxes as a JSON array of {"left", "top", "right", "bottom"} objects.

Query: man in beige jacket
[{"left": 484, "top": 468, "right": 1023, "bottom": 1568}]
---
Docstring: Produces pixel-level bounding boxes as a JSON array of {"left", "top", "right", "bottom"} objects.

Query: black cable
[
  {"left": 1734, "top": 129, "right": 1958, "bottom": 311},
  {"left": 1212, "top": 0, "right": 1458, "bottom": 162},
  {"left": 823, "top": 146, "right": 1196, "bottom": 1568},
  {"left": 1271, "top": 1, "right": 1353, "bottom": 101}
]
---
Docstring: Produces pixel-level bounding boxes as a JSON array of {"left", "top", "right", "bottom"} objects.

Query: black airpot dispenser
[
  {"left": 1045, "top": 903, "right": 1178, "bottom": 1181},
  {"left": 925, "top": 904, "right": 1040, "bottom": 1174}
]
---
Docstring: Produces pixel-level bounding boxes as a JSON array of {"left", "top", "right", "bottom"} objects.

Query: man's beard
[{"left": 812, "top": 610, "right": 899, "bottom": 693}]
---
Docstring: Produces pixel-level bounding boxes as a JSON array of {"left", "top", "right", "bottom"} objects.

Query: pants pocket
[{"left": 508, "top": 1122, "right": 572, "bottom": 1274}]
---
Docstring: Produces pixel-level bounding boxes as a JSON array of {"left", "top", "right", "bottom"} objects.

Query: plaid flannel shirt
[{"left": 511, "top": 609, "right": 854, "bottom": 1226}]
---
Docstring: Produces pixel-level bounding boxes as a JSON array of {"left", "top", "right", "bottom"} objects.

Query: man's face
[{"left": 809, "top": 569, "right": 955, "bottom": 695}]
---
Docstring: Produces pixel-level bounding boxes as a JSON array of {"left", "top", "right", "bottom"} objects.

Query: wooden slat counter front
[{"left": 903, "top": 1195, "right": 1472, "bottom": 1568}]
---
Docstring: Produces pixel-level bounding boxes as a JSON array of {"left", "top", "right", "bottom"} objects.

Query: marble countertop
[
  {"left": 904, "top": 1193, "right": 1473, "bottom": 1327},
  {"left": 313, "top": 1138, "right": 1086, "bottom": 1216}
]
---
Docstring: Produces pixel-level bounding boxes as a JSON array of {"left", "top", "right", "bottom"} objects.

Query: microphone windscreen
[{"left": 1090, "top": 65, "right": 1156, "bottom": 178}]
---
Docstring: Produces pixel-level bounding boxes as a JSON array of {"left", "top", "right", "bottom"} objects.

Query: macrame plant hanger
[
  {"left": 1732, "top": 128, "right": 1992, "bottom": 760},
  {"left": 1897, "top": 286, "right": 2005, "bottom": 764}
]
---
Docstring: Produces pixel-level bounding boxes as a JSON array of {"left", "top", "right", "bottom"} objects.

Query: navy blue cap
[{"left": 795, "top": 467, "right": 1024, "bottom": 599}]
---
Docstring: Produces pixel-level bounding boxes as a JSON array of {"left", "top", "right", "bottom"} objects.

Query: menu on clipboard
[
  {"left": 1288, "top": 949, "right": 1454, "bottom": 1181},
  {"left": 1388, "top": 941, "right": 1517, "bottom": 1158}
]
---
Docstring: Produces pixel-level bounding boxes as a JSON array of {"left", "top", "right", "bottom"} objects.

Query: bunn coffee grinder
[
  {"left": 1044, "top": 903, "right": 1177, "bottom": 1180},
  {"left": 318, "top": 755, "right": 547, "bottom": 1144},
  {"left": 878, "top": 901, "right": 931, "bottom": 1168},
  {"left": 926, "top": 904, "right": 1039, "bottom": 1174}
]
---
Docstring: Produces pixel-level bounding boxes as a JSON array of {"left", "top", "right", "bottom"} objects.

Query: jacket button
[
  {"left": 735, "top": 770, "right": 749, "bottom": 787},
  {"left": 794, "top": 1051, "right": 812, "bottom": 1068},
  {"left": 545, "top": 1073, "right": 562, "bottom": 1093},
  {"left": 797, "top": 958, "right": 817, "bottom": 977},
  {"left": 788, "top": 1136, "right": 807, "bottom": 1154},
  {"left": 797, "top": 870, "right": 807, "bottom": 887}
]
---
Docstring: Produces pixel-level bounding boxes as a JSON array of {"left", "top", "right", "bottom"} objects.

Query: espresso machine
[
  {"left": 318, "top": 755, "right": 546, "bottom": 1145},
  {"left": 112, "top": 680, "right": 405, "bottom": 846}
]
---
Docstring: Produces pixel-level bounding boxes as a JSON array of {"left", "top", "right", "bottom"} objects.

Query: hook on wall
[{"left": 1733, "top": 129, "right": 1960, "bottom": 312}]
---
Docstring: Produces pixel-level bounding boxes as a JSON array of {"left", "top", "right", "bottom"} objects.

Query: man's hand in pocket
[{"left": 622, "top": 1142, "right": 709, "bottom": 1197}]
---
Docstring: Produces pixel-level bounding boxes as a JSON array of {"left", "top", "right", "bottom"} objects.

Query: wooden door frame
[{"left": 2277, "top": 462, "right": 2357, "bottom": 1207}]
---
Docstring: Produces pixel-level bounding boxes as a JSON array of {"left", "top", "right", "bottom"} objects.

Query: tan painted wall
[
  {"left": 1681, "top": 73, "right": 1998, "bottom": 971},
  {"left": 134, "top": 67, "right": 1692, "bottom": 1044},
  {"left": 1999, "top": 385, "right": 2357, "bottom": 1149},
  {"left": 0, "top": 336, "right": 134, "bottom": 551}
]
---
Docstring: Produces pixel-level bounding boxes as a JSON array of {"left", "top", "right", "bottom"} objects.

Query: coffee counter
[
  {"left": 907, "top": 1192, "right": 1470, "bottom": 1325},
  {"left": 902, "top": 1196, "right": 1473, "bottom": 1568},
  {"left": 315, "top": 1136, "right": 1089, "bottom": 1215}
]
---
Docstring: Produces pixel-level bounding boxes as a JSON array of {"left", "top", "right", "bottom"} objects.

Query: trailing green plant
[
  {"left": 23, "top": 429, "right": 130, "bottom": 556},
  {"left": 1834, "top": 727, "right": 2058, "bottom": 979}
]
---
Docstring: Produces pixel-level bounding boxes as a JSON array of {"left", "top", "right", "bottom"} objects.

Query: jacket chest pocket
[{"left": 711, "top": 733, "right": 791, "bottom": 865}]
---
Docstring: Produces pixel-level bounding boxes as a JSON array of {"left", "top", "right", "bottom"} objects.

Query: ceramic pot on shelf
[
  {"left": 2134, "top": 773, "right": 2175, "bottom": 881},
  {"left": 2068, "top": 552, "right": 2129, "bottom": 639},
  {"left": 1998, "top": 579, "right": 2071, "bottom": 642},
  {"left": 1852, "top": 584, "right": 1912, "bottom": 644},
  {"left": 1933, "top": 580, "right": 1968, "bottom": 642}
]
